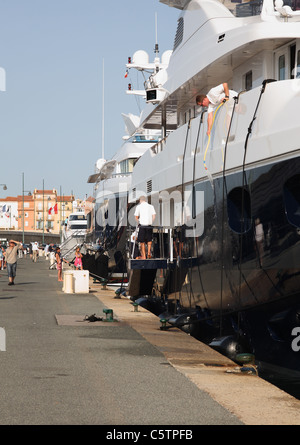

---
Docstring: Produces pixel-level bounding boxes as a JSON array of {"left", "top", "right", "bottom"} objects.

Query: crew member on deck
[
  {"left": 196, "top": 82, "right": 237, "bottom": 135},
  {"left": 134, "top": 196, "right": 156, "bottom": 260}
]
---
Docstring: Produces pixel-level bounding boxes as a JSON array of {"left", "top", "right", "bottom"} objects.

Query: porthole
[
  {"left": 227, "top": 187, "right": 252, "bottom": 233},
  {"left": 283, "top": 174, "right": 300, "bottom": 228}
]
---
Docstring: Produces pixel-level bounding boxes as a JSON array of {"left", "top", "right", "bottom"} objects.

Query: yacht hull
[{"left": 131, "top": 154, "right": 300, "bottom": 395}]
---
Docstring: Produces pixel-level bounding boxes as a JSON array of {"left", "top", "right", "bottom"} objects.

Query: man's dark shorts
[{"left": 137, "top": 226, "right": 153, "bottom": 243}]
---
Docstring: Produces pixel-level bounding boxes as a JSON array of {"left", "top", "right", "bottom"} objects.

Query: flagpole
[
  {"left": 22, "top": 173, "right": 24, "bottom": 244},
  {"left": 59, "top": 186, "right": 62, "bottom": 240},
  {"left": 102, "top": 58, "right": 105, "bottom": 159}
]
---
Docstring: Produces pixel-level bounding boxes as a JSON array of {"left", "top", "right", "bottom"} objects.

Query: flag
[
  {"left": 48, "top": 203, "right": 58, "bottom": 215},
  {"left": 124, "top": 70, "right": 128, "bottom": 78},
  {"left": 5, "top": 206, "right": 10, "bottom": 218}
]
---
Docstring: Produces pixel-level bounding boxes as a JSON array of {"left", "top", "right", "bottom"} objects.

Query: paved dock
[{"left": 0, "top": 256, "right": 299, "bottom": 426}]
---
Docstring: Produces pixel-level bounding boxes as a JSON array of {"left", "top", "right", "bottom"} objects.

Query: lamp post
[
  {"left": 42, "top": 180, "right": 44, "bottom": 244},
  {"left": 0, "top": 184, "right": 8, "bottom": 230},
  {"left": 22, "top": 173, "right": 31, "bottom": 244}
]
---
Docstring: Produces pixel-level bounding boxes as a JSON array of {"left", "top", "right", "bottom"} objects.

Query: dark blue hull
[
  {"left": 131, "top": 156, "right": 300, "bottom": 398},
  {"left": 88, "top": 155, "right": 300, "bottom": 397}
]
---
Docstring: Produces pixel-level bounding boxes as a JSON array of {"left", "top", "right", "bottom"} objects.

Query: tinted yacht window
[
  {"left": 227, "top": 187, "right": 252, "bottom": 233},
  {"left": 284, "top": 174, "right": 300, "bottom": 227}
]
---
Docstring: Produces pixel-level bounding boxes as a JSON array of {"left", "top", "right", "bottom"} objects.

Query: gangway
[{"left": 60, "top": 230, "right": 85, "bottom": 261}]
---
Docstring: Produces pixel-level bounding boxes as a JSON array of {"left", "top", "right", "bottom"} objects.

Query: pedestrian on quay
[
  {"left": 4, "top": 239, "right": 23, "bottom": 285},
  {"left": 44, "top": 243, "right": 49, "bottom": 260},
  {"left": 32, "top": 242, "right": 39, "bottom": 262},
  {"left": 55, "top": 247, "right": 68, "bottom": 281},
  {"left": 55, "top": 247, "right": 63, "bottom": 281},
  {"left": 28, "top": 242, "right": 33, "bottom": 260},
  {"left": 0, "top": 242, "right": 4, "bottom": 270},
  {"left": 74, "top": 247, "right": 83, "bottom": 270},
  {"left": 134, "top": 195, "right": 156, "bottom": 260}
]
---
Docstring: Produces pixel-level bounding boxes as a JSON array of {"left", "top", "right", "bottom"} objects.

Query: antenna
[
  {"left": 155, "top": 12, "right": 158, "bottom": 48},
  {"left": 102, "top": 58, "right": 105, "bottom": 159},
  {"left": 154, "top": 13, "right": 159, "bottom": 72}
]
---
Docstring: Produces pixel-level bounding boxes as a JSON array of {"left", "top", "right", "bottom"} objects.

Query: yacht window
[
  {"left": 278, "top": 55, "right": 286, "bottom": 80},
  {"left": 290, "top": 44, "right": 296, "bottom": 79},
  {"left": 227, "top": 187, "right": 252, "bottom": 233},
  {"left": 296, "top": 50, "right": 300, "bottom": 79},
  {"left": 283, "top": 174, "right": 300, "bottom": 228},
  {"left": 235, "top": 1, "right": 261, "bottom": 17},
  {"left": 120, "top": 158, "right": 136, "bottom": 174},
  {"left": 69, "top": 214, "right": 86, "bottom": 221},
  {"left": 173, "top": 17, "right": 184, "bottom": 52},
  {"left": 245, "top": 71, "right": 252, "bottom": 91}
]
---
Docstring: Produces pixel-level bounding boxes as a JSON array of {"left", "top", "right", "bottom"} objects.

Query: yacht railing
[
  {"left": 111, "top": 172, "right": 132, "bottom": 178},
  {"left": 150, "top": 137, "right": 168, "bottom": 155}
]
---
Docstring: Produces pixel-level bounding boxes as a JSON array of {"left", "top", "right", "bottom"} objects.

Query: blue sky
[{"left": 0, "top": 0, "right": 178, "bottom": 199}]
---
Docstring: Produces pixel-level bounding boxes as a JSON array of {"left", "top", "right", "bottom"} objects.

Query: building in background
[
  {"left": 0, "top": 197, "right": 19, "bottom": 230},
  {"left": 57, "top": 194, "right": 75, "bottom": 233},
  {"left": 0, "top": 189, "right": 76, "bottom": 235},
  {"left": 33, "top": 189, "right": 57, "bottom": 232},
  {"left": 33, "top": 189, "right": 75, "bottom": 234},
  {"left": 17, "top": 194, "right": 35, "bottom": 232}
]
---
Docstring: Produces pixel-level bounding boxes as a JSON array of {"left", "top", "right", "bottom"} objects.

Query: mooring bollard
[
  {"left": 101, "top": 279, "right": 108, "bottom": 290},
  {"left": 160, "top": 318, "right": 167, "bottom": 330},
  {"left": 103, "top": 308, "right": 114, "bottom": 321}
]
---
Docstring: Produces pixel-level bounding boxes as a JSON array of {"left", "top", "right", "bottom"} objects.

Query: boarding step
[
  {"left": 129, "top": 258, "right": 168, "bottom": 270},
  {"left": 129, "top": 257, "right": 199, "bottom": 270}
]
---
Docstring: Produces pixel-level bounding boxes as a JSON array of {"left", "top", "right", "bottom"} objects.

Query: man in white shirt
[
  {"left": 32, "top": 242, "right": 39, "bottom": 262},
  {"left": 196, "top": 83, "right": 237, "bottom": 135},
  {"left": 134, "top": 196, "right": 156, "bottom": 259}
]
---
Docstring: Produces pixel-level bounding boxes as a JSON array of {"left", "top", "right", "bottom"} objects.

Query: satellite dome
[
  {"left": 96, "top": 158, "right": 106, "bottom": 172},
  {"left": 132, "top": 50, "right": 149, "bottom": 66}
]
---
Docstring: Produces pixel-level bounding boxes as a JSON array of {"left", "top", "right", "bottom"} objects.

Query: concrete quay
[
  {"left": 0, "top": 257, "right": 299, "bottom": 425},
  {"left": 90, "top": 280, "right": 300, "bottom": 426}
]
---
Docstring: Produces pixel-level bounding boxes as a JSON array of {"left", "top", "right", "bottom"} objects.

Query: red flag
[{"left": 48, "top": 203, "right": 58, "bottom": 215}]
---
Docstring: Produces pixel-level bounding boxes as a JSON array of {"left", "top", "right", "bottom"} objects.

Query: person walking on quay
[
  {"left": 134, "top": 195, "right": 156, "bottom": 260},
  {"left": 55, "top": 247, "right": 69, "bottom": 281},
  {"left": 44, "top": 243, "right": 49, "bottom": 260},
  {"left": 4, "top": 239, "right": 23, "bottom": 285},
  {"left": 32, "top": 242, "right": 39, "bottom": 262},
  {"left": 28, "top": 242, "right": 33, "bottom": 260},
  {"left": 55, "top": 247, "right": 63, "bottom": 281},
  {"left": 0, "top": 242, "right": 4, "bottom": 270}
]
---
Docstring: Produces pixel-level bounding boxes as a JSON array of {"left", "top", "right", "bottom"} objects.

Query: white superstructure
[{"left": 129, "top": 0, "right": 300, "bottom": 200}]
